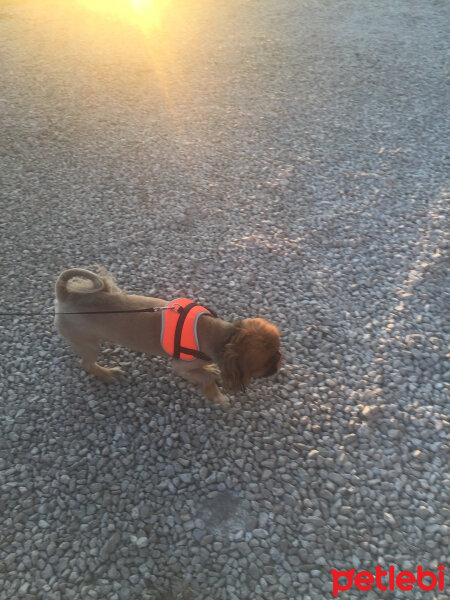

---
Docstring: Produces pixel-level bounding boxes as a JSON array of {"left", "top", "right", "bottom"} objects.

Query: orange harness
[{"left": 160, "top": 298, "right": 214, "bottom": 361}]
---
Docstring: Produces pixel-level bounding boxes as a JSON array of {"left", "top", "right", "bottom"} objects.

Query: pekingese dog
[{"left": 55, "top": 268, "right": 281, "bottom": 403}]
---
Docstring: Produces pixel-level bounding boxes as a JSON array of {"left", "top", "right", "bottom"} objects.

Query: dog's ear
[
  {"left": 219, "top": 321, "right": 252, "bottom": 392},
  {"left": 219, "top": 318, "right": 281, "bottom": 392}
]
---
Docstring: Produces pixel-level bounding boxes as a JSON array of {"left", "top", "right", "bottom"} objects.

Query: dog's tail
[{"left": 55, "top": 267, "right": 119, "bottom": 302}]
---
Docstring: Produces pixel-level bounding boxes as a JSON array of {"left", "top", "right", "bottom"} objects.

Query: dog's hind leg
[{"left": 69, "top": 337, "right": 123, "bottom": 383}]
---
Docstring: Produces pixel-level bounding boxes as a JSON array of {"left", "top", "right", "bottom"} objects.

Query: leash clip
[{"left": 154, "top": 303, "right": 183, "bottom": 313}]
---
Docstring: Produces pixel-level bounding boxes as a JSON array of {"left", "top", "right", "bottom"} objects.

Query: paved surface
[{"left": 1, "top": 0, "right": 449, "bottom": 599}]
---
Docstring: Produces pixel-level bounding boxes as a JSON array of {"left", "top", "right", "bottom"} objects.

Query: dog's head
[{"left": 219, "top": 318, "right": 281, "bottom": 392}]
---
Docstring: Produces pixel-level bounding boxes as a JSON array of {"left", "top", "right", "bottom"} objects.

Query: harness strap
[
  {"left": 177, "top": 346, "right": 212, "bottom": 362},
  {"left": 161, "top": 298, "right": 216, "bottom": 362},
  {"left": 173, "top": 302, "right": 196, "bottom": 360}
]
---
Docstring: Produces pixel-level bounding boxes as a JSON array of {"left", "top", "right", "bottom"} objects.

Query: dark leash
[
  {"left": 0, "top": 307, "right": 162, "bottom": 316},
  {"left": 0, "top": 305, "right": 218, "bottom": 318},
  {"left": 0, "top": 303, "right": 218, "bottom": 362}
]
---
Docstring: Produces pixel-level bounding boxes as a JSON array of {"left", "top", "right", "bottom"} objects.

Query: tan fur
[
  {"left": 218, "top": 318, "right": 281, "bottom": 392},
  {"left": 55, "top": 268, "right": 281, "bottom": 403}
]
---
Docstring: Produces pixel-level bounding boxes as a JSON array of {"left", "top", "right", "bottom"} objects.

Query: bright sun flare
[{"left": 76, "top": 0, "right": 173, "bottom": 32}]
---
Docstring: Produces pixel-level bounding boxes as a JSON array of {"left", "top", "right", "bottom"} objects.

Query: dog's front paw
[
  {"left": 98, "top": 366, "right": 124, "bottom": 383},
  {"left": 108, "top": 366, "right": 124, "bottom": 380},
  {"left": 214, "top": 391, "right": 230, "bottom": 406}
]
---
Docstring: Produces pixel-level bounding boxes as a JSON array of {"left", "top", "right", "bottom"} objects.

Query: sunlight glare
[
  {"left": 76, "top": 0, "right": 173, "bottom": 33},
  {"left": 27, "top": 0, "right": 210, "bottom": 157}
]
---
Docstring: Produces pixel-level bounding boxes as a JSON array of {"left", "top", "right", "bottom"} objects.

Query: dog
[{"left": 55, "top": 268, "right": 281, "bottom": 403}]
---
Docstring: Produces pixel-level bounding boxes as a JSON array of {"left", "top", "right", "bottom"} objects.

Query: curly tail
[{"left": 55, "top": 267, "right": 118, "bottom": 302}]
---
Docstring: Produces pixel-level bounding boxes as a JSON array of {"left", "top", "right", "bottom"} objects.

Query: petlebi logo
[{"left": 330, "top": 564, "right": 446, "bottom": 597}]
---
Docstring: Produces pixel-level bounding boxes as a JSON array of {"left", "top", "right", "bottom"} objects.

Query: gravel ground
[{"left": 1, "top": 0, "right": 449, "bottom": 598}]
